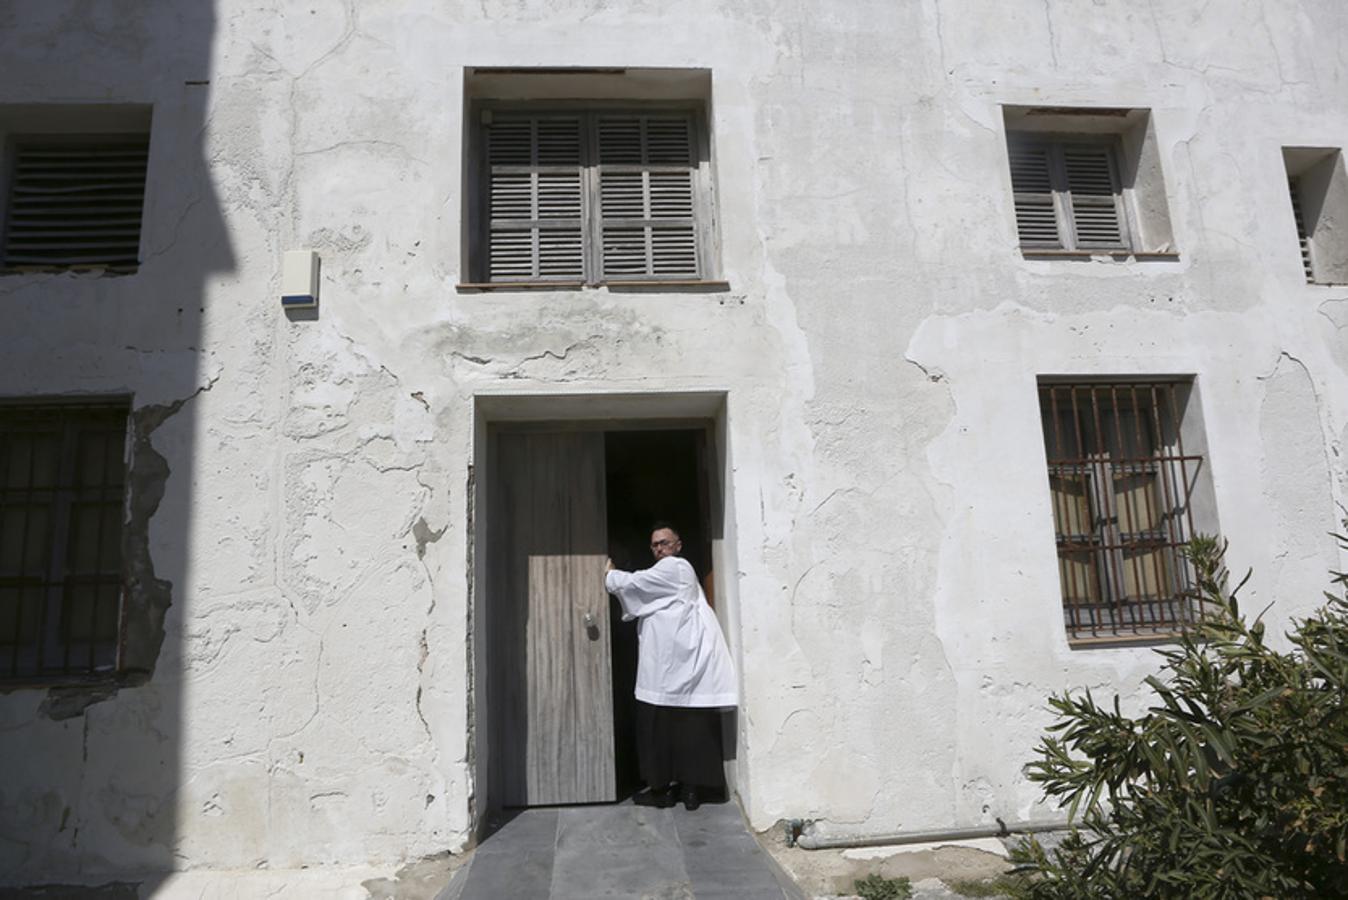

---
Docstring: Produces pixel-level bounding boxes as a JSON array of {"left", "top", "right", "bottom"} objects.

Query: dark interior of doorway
[{"left": 604, "top": 428, "right": 712, "bottom": 799}]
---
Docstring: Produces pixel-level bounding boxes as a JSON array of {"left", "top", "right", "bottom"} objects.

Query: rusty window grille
[
  {"left": 1038, "top": 381, "right": 1205, "bottom": 642},
  {"left": 0, "top": 402, "right": 129, "bottom": 680}
]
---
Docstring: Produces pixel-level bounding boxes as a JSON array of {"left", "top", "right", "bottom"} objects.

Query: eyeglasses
[{"left": 650, "top": 538, "right": 678, "bottom": 550}]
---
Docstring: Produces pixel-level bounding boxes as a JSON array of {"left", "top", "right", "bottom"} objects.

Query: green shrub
[
  {"left": 853, "top": 872, "right": 913, "bottom": 900},
  {"left": 1012, "top": 535, "right": 1348, "bottom": 899}
]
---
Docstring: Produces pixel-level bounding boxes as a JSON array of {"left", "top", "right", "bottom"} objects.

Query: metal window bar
[
  {"left": 0, "top": 403, "right": 128, "bottom": 680},
  {"left": 1039, "top": 382, "right": 1203, "bottom": 640}
]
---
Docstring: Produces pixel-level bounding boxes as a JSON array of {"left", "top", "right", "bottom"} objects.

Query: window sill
[
  {"left": 1067, "top": 631, "right": 1183, "bottom": 649},
  {"left": 1020, "top": 248, "right": 1180, "bottom": 261},
  {"left": 0, "top": 670, "right": 122, "bottom": 691},
  {"left": 0, "top": 264, "right": 140, "bottom": 277},
  {"left": 457, "top": 279, "right": 731, "bottom": 294}
]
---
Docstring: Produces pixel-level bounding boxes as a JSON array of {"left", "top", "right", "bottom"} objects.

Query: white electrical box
[{"left": 281, "top": 250, "right": 319, "bottom": 309}]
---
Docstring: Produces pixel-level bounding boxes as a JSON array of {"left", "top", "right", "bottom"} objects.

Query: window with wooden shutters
[
  {"left": 1288, "top": 176, "right": 1314, "bottom": 282},
  {"left": 1281, "top": 149, "right": 1348, "bottom": 285},
  {"left": 477, "top": 107, "right": 711, "bottom": 285},
  {"left": 596, "top": 115, "right": 700, "bottom": 280},
  {"left": 1008, "top": 137, "right": 1129, "bottom": 252},
  {"left": 486, "top": 115, "right": 586, "bottom": 282},
  {"left": 2, "top": 136, "right": 150, "bottom": 271}
]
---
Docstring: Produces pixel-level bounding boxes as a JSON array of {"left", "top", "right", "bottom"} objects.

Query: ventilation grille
[{"left": 3, "top": 139, "right": 150, "bottom": 269}]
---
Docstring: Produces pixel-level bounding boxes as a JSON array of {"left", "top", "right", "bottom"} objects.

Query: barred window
[
  {"left": 0, "top": 402, "right": 129, "bottom": 680},
  {"left": 1038, "top": 381, "right": 1207, "bottom": 642},
  {"left": 472, "top": 106, "right": 716, "bottom": 286}
]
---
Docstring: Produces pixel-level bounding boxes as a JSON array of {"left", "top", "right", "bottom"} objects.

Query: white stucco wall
[{"left": 2, "top": 0, "right": 1347, "bottom": 881}]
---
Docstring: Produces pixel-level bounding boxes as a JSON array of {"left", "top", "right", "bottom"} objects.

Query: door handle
[
  {"left": 583, "top": 612, "right": 595, "bottom": 627},
  {"left": 583, "top": 611, "right": 600, "bottom": 640}
]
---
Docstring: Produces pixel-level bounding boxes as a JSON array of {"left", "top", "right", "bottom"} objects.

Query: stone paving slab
[
  {"left": 675, "top": 808, "right": 788, "bottom": 896},
  {"left": 552, "top": 805, "right": 688, "bottom": 899},
  {"left": 445, "top": 799, "right": 801, "bottom": 900},
  {"left": 455, "top": 808, "right": 559, "bottom": 899}
]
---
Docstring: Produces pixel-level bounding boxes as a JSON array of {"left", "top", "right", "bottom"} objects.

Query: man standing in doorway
[{"left": 605, "top": 522, "right": 737, "bottom": 810}]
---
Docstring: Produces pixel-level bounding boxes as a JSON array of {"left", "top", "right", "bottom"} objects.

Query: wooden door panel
[{"left": 491, "top": 430, "right": 614, "bottom": 806}]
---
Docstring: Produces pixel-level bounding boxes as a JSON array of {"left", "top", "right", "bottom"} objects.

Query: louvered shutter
[
  {"left": 1289, "top": 176, "right": 1314, "bottom": 281},
  {"left": 1009, "top": 141, "right": 1062, "bottom": 248},
  {"left": 596, "top": 114, "right": 700, "bottom": 280},
  {"left": 486, "top": 115, "right": 585, "bottom": 282},
  {"left": 1061, "top": 144, "right": 1125, "bottom": 249},
  {"left": 2, "top": 138, "right": 149, "bottom": 268}
]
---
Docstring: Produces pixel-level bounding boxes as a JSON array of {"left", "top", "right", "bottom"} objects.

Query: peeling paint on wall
[
  {"left": 12, "top": 381, "right": 216, "bottom": 722},
  {"left": 4, "top": 0, "right": 1348, "bottom": 883}
]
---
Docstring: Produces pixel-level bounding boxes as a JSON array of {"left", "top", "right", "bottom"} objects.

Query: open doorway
[
  {"left": 481, "top": 421, "right": 718, "bottom": 810},
  {"left": 604, "top": 428, "right": 714, "bottom": 799}
]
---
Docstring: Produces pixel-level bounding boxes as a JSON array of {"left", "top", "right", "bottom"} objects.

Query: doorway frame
[{"left": 468, "top": 391, "right": 739, "bottom": 837}]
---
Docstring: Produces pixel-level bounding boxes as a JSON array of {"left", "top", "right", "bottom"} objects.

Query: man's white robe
[{"left": 605, "top": 556, "right": 738, "bottom": 708}]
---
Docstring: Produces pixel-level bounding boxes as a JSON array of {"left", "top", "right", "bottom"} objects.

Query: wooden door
[{"left": 489, "top": 430, "right": 615, "bottom": 806}]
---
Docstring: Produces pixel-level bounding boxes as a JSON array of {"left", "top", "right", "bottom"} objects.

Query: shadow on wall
[{"left": 0, "top": 1, "right": 233, "bottom": 888}]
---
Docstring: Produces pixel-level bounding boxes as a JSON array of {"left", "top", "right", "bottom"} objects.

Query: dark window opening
[{"left": 0, "top": 401, "right": 129, "bottom": 680}]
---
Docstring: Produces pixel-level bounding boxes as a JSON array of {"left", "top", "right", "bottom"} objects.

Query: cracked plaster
[{"left": 3, "top": 0, "right": 1348, "bottom": 886}]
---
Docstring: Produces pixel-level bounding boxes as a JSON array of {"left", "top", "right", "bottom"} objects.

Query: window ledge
[
  {"left": 603, "top": 279, "right": 730, "bottom": 293},
  {"left": 0, "top": 265, "right": 140, "bottom": 277},
  {"left": 457, "top": 279, "right": 731, "bottom": 294},
  {"left": 457, "top": 281, "right": 585, "bottom": 292},
  {"left": 0, "top": 671, "right": 122, "bottom": 691},
  {"left": 1019, "top": 246, "right": 1180, "bottom": 260},
  {"left": 1067, "top": 632, "right": 1183, "bottom": 649},
  {"left": 1020, "top": 248, "right": 1180, "bottom": 261}
]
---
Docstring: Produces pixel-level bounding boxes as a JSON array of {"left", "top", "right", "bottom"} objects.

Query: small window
[
  {"left": 1009, "top": 137, "right": 1128, "bottom": 251},
  {"left": 472, "top": 106, "right": 715, "bottom": 285},
  {"left": 0, "top": 401, "right": 129, "bottom": 681},
  {"left": 1003, "top": 107, "right": 1176, "bottom": 258},
  {"left": 1282, "top": 147, "right": 1348, "bottom": 285},
  {"left": 1, "top": 135, "right": 150, "bottom": 272},
  {"left": 1038, "top": 381, "right": 1213, "bottom": 643}
]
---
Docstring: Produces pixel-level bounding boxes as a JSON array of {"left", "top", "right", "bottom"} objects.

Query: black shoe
[
  {"left": 635, "top": 785, "right": 675, "bottom": 808},
  {"left": 681, "top": 786, "right": 701, "bottom": 811}
]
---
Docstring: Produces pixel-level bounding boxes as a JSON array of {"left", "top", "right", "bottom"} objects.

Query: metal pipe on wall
[{"left": 789, "top": 817, "right": 1074, "bottom": 851}]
